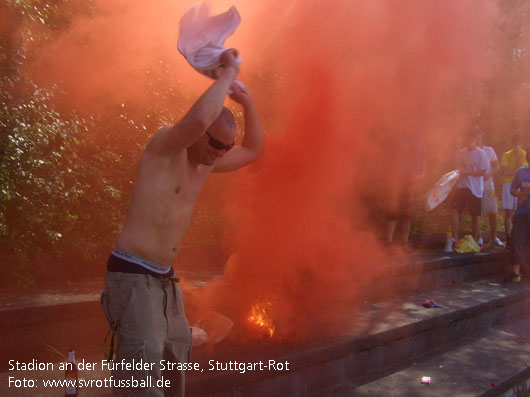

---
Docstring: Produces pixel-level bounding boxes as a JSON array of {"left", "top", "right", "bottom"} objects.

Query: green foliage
[{"left": 0, "top": 79, "right": 130, "bottom": 285}]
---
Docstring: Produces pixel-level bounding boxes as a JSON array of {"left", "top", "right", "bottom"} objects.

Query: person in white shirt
[
  {"left": 476, "top": 133, "right": 504, "bottom": 247},
  {"left": 447, "top": 132, "right": 490, "bottom": 251}
]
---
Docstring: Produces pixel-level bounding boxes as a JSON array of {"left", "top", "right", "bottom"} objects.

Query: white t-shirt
[
  {"left": 455, "top": 147, "right": 490, "bottom": 198},
  {"left": 481, "top": 146, "right": 498, "bottom": 190}
]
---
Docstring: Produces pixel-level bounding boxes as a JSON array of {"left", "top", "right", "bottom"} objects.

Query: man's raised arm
[
  {"left": 214, "top": 85, "right": 264, "bottom": 173},
  {"left": 148, "top": 50, "right": 239, "bottom": 155}
]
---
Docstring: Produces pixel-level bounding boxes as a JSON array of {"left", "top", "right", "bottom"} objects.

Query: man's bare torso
[{"left": 116, "top": 136, "right": 213, "bottom": 266}]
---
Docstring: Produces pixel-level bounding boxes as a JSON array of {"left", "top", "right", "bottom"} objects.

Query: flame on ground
[{"left": 247, "top": 301, "right": 275, "bottom": 338}]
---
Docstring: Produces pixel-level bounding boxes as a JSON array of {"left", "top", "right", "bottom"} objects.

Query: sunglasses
[{"left": 206, "top": 131, "right": 235, "bottom": 151}]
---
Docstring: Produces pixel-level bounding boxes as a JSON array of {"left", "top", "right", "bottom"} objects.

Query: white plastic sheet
[{"left": 425, "top": 170, "right": 460, "bottom": 211}]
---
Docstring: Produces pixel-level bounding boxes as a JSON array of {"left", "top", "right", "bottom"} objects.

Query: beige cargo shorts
[{"left": 101, "top": 272, "right": 192, "bottom": 397}]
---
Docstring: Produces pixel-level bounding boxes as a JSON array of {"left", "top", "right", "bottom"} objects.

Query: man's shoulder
[
  {"left": 514, "top": 166, "right": 530, "bottom": 177},
  {"left": 483, "top": 146, "right": 498, "bottom": 160},
  {"left": 145, "top": 126, "right": 187, "bottom": 156}
]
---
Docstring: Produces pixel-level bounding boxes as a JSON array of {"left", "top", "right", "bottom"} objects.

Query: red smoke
[
  {"left": 193, "top": 0, "right": 499, "bottom": 342},
  {"left": 25, "top": 0, "right": 499, "bottom": 342}
]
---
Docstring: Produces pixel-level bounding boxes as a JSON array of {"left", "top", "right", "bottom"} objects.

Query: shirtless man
[{"left": 100, "top": 49, "right": 264, "bottom": 396}]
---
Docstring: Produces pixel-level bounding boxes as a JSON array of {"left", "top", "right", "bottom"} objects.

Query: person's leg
[
  {"left": 447, "top": 189, "right": 466, "bottom": 251},
  {"left": 451, "top": 209, "right": 460, "bottom": 240},
  {"left": 385, "top": 188, "right": 402, "bottom": 245},
  {"left": 385, "top": 219, "right": 397, "bottom": 244},
  {"left": 399, "top": 219, "right": 411, "bottom": 244},
  {"left": 469, "top": 191, "right": 482, "bottom": 242},
  {"left": 507, "top": 214, "right": 526, "bottom": 281},
  {"left": 102, "top": 273, "right": 167, "bottom": 397},
  {"left": 489, "top": 212, "right": 497, "bottom": 241},
  {"left": 505, "top": 209, "right": 514, "bottom": 238},
  {"left": 472, "top": 215, "right": 481, "bottom": 241},
  {"left": 481, "top": 187, "right": 498, "bottom": 242},
  {"left": 503, "top": 182, "right": 516, "bottom": 242},
  {"left": 163, "top": 281, "right": 192, "bottom": 397},
  {"left": 451, "top": 188, "right": 470, "bottom": 240},
  {"left": 478, "top": 195, "right": 486, "bottom": 245}
]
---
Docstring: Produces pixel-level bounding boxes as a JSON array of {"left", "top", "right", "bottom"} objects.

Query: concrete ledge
[
  {"left": 338, "top": 315, "right": 530, "bottom": 397},
  {"left": 362, "top": 250, "right": 510, "bottom": 300},
  {"left": 185, "top": 281, "right": 530, "bottom": 396},
  {"left": 0, "top": 251, "right": 514, "bottom": 394}
]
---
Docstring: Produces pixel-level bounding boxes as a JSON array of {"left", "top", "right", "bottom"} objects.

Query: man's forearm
[
  {"left": 184, "top": 67, "right": 238, "bottom": 130},
  {"left": 240, "top": 100, "right": 264, "bottom": 155},
  {"left": 511, "top": 188, "right": 526, "bottom": 200}
]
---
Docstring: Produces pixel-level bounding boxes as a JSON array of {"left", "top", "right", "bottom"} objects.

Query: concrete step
[
  {"left": 328, "top": 315, "right": 530, "bottom": 397},
  {"left": 184, "top": 279, "right": 530, "bottom": 396},
  {"left": 367, "top": 249, "right": 510, "bottom": 300}
]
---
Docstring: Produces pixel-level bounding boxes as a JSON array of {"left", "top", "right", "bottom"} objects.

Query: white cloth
[
  {"left": 178, "top": 3, "right": 241, "bottom": 79},
  {"left": 481, "top": 146, "right": 498, "bottom": 190},
  {"left": 455, "top": 147, "right": 489, "bottom": 198}
]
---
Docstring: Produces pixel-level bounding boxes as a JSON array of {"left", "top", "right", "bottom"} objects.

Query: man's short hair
[{"left": 217, "top": 107, "right": 236, "bottom": 131}]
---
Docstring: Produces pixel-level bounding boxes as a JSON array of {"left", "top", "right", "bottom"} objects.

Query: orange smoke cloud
[{"left": 25, "top": 0, "right": 499, "bottom": 342}]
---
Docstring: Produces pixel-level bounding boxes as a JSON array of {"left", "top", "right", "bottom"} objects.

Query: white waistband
[{"left": 112, "top": 247, "right": 172, "bottom": 275}]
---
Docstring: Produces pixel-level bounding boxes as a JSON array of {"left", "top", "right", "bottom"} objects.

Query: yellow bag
[{"left": 454, "top": 235, "right": 481, "bottom": 253}]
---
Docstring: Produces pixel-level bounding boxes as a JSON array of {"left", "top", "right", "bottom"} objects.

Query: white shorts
[
  {"left": 502, "top": 182, "right": 517, "bottom": 210},
  {"left": 481, "top": 187, "right": 498, "bottom": 215}
]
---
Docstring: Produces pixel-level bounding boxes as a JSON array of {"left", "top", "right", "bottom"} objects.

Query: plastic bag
[
  {"left": 425, "top": 170, "right": 460, "bottom": 211},
  {"left": 191, "top": 326, "right": 209, "bottom": 347},
  {"left": 194, "top": 311, "right": 234, "bottom": 344},
  {"left": 454, "top": 235, "right": 481, "bottom": 253}
]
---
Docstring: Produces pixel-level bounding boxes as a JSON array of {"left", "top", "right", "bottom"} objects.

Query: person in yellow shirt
[{"left": 500, "top": 134, "right": 528, "bottom": 243}]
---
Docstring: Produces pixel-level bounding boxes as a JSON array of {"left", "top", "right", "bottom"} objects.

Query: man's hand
[
  {"left": 213, "top": 49, "right": 239, "bottom": 79},
  {"left": 518, "top": 191, "right": 529, "bottom": 201},
  {"left": 229, "top": 82, "right": 252, "bottom": 106}
]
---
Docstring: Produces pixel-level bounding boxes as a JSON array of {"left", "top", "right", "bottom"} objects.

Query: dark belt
[{"left": 107, "top": 253, "right": 178, "bottom": 281}]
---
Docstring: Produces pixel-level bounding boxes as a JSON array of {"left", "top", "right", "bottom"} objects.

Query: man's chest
[{"left": 137, "top": 154, "right": 212, "bottom": 204}]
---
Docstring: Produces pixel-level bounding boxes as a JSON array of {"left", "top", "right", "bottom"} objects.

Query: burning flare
[{"left": 247, "top": 301, "right": 275, "bottom": 337}]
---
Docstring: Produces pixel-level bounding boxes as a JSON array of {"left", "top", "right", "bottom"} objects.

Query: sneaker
[
  {"left": 491, "top": 237, "right": 505, "bottom": 248},
  {"left": 444, "top": 237, "right": 456, "bottom": 252},
  {"left": 477, "top": 237, "right": 484, "bottom": 247},
  {"left": 503, "top": 273, "right": 521, "bottom": 283}
]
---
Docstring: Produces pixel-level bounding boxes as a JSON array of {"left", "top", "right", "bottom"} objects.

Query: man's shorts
[
  {"left": 451, "top": 188, "right": 481, "bottom": 216},
  {"left": 481, "top": 187, "right": 498, "bottom": 215},
  {"left": 502, "top": 182, "right": 518, "bottom": 210},
  {"left": 101, "top": 254, "right": 191, "bottom": 397}
]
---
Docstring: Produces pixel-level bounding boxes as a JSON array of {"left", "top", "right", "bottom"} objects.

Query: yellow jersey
[{"left": 501, "top": 148, "right": 528, "bottom": 183}]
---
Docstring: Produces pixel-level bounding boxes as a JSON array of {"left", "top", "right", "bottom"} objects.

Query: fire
[{"left": 247, "top": 301, "right": 275, "bottom": 337}]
